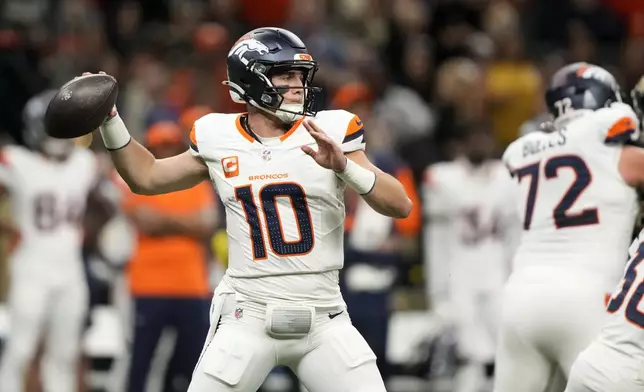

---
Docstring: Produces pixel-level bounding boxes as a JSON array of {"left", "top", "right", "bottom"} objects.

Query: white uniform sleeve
[
  {"left": 341, "top": 114, "right": 366, "bottom": 153},
  {"left": 597, "top": 102, "right": 640, "bottom": 144},
  {"left": 422, "top": 165, "right": 454, "bottom": 305},
  {"left": 189, "top": 113, "right": 220, "bottom": 159},
  {"left": 501, "top": 140, "right": 521, "bottom": 175}
]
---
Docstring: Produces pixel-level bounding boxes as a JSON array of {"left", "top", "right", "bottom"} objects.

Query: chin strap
[{"left": 223, "top": 80, "right": 307, "bottom": 124}]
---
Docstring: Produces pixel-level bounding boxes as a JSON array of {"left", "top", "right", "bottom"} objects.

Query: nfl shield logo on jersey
[
  {"left": 261, "top": 149, "right": 272, "bottom": 162},
  {"left": 234, "top": 308, "right": 244, "bottom": 319}
]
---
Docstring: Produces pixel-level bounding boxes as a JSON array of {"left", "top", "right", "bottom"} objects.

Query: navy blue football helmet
[
  {"left": 545, "top": 62, "right": 623, "bottom": 121},
  {"left": 23, "top": 90, "right": 74, "bottom": 159},
  {"left": 223, "top": 27, "right": 320, "bottom": 124}
]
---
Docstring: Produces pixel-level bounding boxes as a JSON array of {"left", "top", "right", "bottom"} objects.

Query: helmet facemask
[{"left": 224, "top": 59, "right": 321, "bottom": 124}]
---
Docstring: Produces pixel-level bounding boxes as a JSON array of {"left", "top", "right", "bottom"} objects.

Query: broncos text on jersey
[{"left": 190, "top": 110, "right": 365, "bottom": 307}]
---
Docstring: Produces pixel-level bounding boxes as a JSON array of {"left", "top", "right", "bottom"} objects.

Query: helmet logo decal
[
  {"left": 576, "top": 64, "right": 619, "bottom": 89},
  {"left": 229, "top": 39, "right": 270, "bottom": 66},
  {"left": 294, "top": 53, "right": 313, "bottom": 61}
]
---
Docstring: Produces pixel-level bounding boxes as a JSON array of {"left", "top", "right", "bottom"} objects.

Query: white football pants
[
  {"left": 565, "top": 340, "right": 644, "bottom": 392},
  {"left": 494, "top": 267, "right": 613, "bottom": 392},
  {"left": 0, "top": 255, "right": 88, "bottom": 392},
  {"left": 187, "top": 281, "right": 387, "bottom": 392}
]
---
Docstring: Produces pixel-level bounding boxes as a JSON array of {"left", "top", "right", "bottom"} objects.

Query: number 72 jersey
[{"left": 503, "top": 102, "right": 640, "bottom": 282}]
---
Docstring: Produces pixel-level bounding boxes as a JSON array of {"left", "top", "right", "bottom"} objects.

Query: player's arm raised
[
  {"left": 99, "top": 109, "right": 209, "bottom": 195},
  {"left": 342, "top": 150, "right": 412, "bottom": 218},
  {"left": 301, "top": 120, "right": 412, "bottom": 219}
]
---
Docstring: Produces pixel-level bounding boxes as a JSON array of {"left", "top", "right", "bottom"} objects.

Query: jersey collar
[{"left": 235, "top": 114, "right": 304, "bottom": 144}]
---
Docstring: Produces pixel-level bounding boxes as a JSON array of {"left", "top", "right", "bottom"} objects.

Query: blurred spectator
[
  {"left": 118, "top": 122, "right": 217, "bottom": 392},
  {"left": 121, "top": 55, "right": 175, "bottom": 140},
  {"left": 179, "top": 105, "right": 212, "bottom": 134},
  {"left": 432, "top": 57, "right": 485, "bottom": 164},
  {"left": 0, "top": 27, "right": 48, "bottom": 143},
  {"left": 484, "top": 2, "right": 541, "bottom": 148},
  {"left": 621, "top": 37, "right": 644, "bottom": 90},
  {"left": 518, "top": 53, "right": 567, "bottom": 136}
]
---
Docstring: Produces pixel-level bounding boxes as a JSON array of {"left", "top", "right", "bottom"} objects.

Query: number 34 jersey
[
  {"left": 190, "top": 110, "right": 366, "bottom": 307},
  {"left": 503, "top": 102, "right": 640, "bottom": 284},
  {"left": 0, "top": 146, "right": 97, "bottom": 265}
]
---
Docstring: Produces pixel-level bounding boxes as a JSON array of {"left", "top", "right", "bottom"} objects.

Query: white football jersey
[
  {"left": 600, "top": 229, "right": 644, "bottom": 359},
  {"left": 190, "top": 110, "right": 366, "bottom": 307},
  {"left": 503, "top": 102, "right": 640, "bottom": 285},
  {"left": 423, "top": 159, "right": 519, "bottom": 300},
  {"left": 0, "top": 146, "right": 98, "bottom": 263}
]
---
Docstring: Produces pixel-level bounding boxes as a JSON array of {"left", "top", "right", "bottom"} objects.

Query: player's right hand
[{"left": 79, "top": 71, "right": 118, "bottom": 121}]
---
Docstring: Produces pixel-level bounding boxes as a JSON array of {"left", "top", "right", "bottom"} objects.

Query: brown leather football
[{"left": 45, "top": 74, "right": 118, "bottom": 139}]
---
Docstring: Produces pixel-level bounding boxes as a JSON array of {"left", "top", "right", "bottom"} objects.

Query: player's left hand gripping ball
[{"left": 301, "top": 120, "right": 347, "bottom": 172}]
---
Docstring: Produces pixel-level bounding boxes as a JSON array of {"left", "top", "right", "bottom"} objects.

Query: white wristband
[
  {"left": 99, "top": 114, "right": 132, "bottom": 150},
  {"left": 335, "top": 158, "right": 376, "bottom": 195}
]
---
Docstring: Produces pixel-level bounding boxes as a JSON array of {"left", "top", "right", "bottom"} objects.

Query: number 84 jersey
[
  {"left": 503, "top": 102, "right": 639, "bottom": 284},
  {"left": 0, "top": 146, "right": 97, "bottom": 261},
  {"left": 191, "top": 110, "right": 366, "bottom": 306}
]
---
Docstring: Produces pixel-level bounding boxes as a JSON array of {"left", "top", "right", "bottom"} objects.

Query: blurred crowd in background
[{"left": 0, "top": 0, "right": 642, "bottom": 391}]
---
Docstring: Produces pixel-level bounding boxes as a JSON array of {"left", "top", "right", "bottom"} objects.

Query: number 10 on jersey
[{"left": 235, "top": 182, "right": 314, "bottom": 260}]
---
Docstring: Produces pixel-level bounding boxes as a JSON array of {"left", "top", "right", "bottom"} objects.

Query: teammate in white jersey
[
  {"left": 90, "top": 27, "right": 411, "bottom": 392},
  {"left": 0, "top": 91, "right": 99, "bottom": 392},
  {"left": 564, "top": 78, "right": 644, "bottom": 392},
  {"left": 424, "top": 124, "right": 519, "bottom": 392},
  {"left": 494, "top": 62, "right": 644, "bottom": 392}
]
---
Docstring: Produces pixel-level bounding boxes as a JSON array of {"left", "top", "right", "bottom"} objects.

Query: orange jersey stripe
[
  {"left": 606, "top": 116, "right": 637, "bottom": 140},
  {"left": 235, "top": 114, "right": 255, "bottom": 143},
  {"left": 345, "top": 115, "right": 363, "bottom": 137},
  {"left": 279, "top": 118, "right": 304, "bottom": 141}
]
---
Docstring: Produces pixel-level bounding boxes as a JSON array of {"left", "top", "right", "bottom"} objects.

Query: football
[{"left": 45, "top": 74, "right": 118, "bottom": 139}]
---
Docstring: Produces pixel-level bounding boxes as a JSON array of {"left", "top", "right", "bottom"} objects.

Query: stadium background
[{"left": 0, "top": 0, "right": 642, "bottom": 391}]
